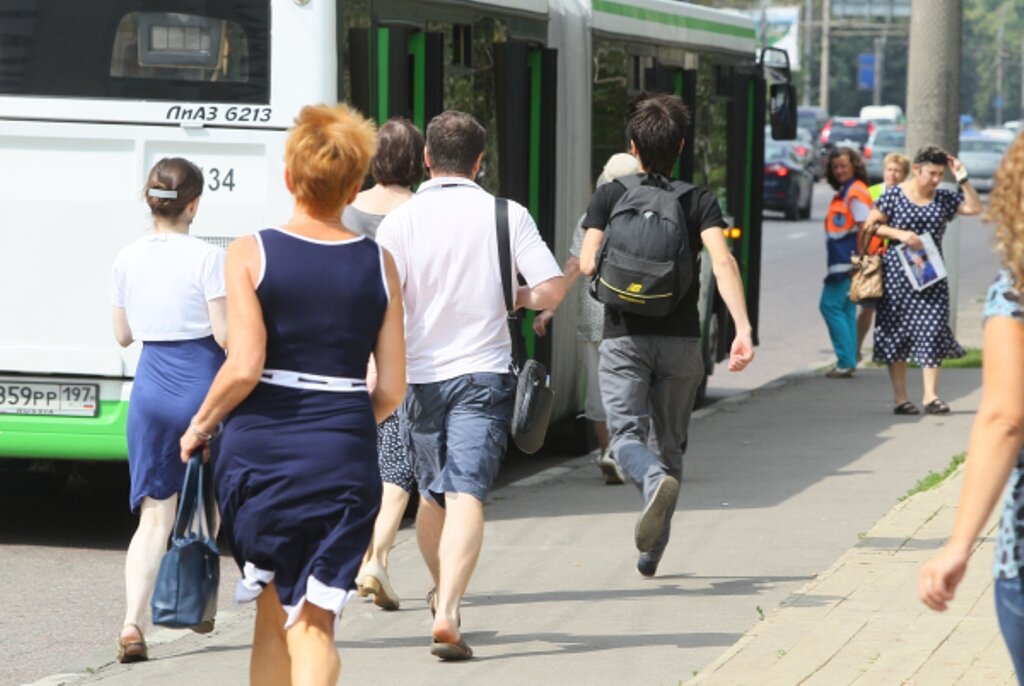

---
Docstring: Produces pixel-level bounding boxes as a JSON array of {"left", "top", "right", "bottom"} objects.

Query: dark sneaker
[
  {"left": 635, "top": 476, "right": 679, "bottom": 552},
  {"left": 597, "top": 451, "right": 625, "bottom": 485},
  {"left": 637, "top": 552, "right": 661, "bottom": 578}
]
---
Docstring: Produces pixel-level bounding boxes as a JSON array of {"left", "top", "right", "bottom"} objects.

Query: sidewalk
[
  {"left": 686, "top": 461, "right": 1014, "bottom": 686},
  {"left": 33, "top": 314, "right": 998, "bottom": 685},
  {"left": 683, "top": 296, "right": 1015, "bottom": 685}
]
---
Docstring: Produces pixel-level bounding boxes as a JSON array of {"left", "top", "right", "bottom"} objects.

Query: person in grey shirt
[
  {"left": 343, "top": 118, "right": 424, "bottom": 239},
  {"left": 533, "top": 152, "right": 640, "bottom": 485}
]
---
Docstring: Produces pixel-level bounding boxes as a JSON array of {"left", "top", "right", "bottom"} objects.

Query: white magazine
[{"left": 895, "top": 233, "right": 947, "bottom": 291}]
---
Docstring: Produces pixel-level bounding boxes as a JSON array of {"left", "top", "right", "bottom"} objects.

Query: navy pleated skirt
[
  {"left": 126, "top": 336, "right": 224, "bottom": 513},
  {"left": 214, "top": 383, "right": 382, "bottom": 626}
]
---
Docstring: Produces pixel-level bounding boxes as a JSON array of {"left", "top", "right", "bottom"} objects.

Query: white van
[{"left": 860, "top": 105, "right": 904, "bottom": 125}]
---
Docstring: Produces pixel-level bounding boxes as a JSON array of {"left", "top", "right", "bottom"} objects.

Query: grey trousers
[{"left": 599, "top": 336, "right": 704, "bottom": 558}]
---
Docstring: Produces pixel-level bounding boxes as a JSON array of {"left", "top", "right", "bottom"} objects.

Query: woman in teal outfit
[{"left": 919, "top": 133, "right": 1024, "bottom": 684}]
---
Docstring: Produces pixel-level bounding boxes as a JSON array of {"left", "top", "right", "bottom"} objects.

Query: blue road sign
[{"left": 857, "top": 53, "right": 875, "bottom": 91}]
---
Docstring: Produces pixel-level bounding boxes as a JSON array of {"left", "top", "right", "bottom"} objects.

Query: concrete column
[{"left": 905, "top": 0, "right": 962, "bottom": 331}]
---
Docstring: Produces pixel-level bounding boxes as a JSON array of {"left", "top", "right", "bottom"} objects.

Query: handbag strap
[
  {"left": 857, "top": 222, "right": 879, "bottom": 259},
  {"left": 172, "top": 454, "right": 213, "bottom": 542},
  {"left": 496, "top": 198, "right": 526, "bottom": 371}
]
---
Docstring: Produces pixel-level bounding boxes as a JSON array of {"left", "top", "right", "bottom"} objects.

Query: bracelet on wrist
[
  {"left": 190, "top": 420, "right": 217, "bottom": 442},
  {"left": 957, "top": 176, "right": 969, "bottom": 186}
]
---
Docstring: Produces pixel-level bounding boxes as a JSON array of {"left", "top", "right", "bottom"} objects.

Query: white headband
[{"left": 147, "top": 188, "right": 178, "bottom": 199}]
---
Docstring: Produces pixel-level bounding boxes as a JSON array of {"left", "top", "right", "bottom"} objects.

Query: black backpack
[{"left": 590, "top": 173, "right": 695, "bottom": 317}]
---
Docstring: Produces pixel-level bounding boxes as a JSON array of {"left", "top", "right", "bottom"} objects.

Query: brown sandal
[
  {"left": 430, "top": 637, "right": 473, "bottom": 661},
  {"left": 116, "top": 623, "right": 148, "bottom": 663},
  {"left": 426, "top": 587, "right": 460, "bottom": 627}
]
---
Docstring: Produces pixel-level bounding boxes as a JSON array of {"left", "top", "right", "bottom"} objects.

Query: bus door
[
  {"left": 642, "top": 62, "right": 697, "bottom": 183},
  {"left": 347, "top": 26, "right": 443, "bottom": 130},
  {"left": 494, "top": 40, "right": 557, "bottom": 369},
  {"left": 726, "top": 63, "right": 766, "bottom": 348}
]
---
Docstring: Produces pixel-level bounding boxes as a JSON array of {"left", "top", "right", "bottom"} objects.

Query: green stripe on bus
[
  {"left": 524, "top": 48, "right": 545, "bottom": 360},
  {"left": 741, "top": 80, "right": 754, "bottom": 287},
  {"left": 593, "top": 0, "right": 756, "bottom": 40},
  {"left": 0, "top": 399, "right": 128, "bottom": 461},
  {"left": 408, "top": 32, "right": 426, "bottom": 131},
  {"left": 377, "top": 28, "right": 390, "bottom": 123},
  {"left": 672, "top": 69, "right": 683, "bottom": 179}
]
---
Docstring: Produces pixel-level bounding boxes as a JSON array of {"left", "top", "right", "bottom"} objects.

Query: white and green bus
[{"left": 0, "top": 0, "right": 787, "bottom": 469}]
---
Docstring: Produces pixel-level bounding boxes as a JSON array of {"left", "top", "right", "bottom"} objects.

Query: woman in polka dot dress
[{"left": 865, "top": 145, "right": 982, "bottom": 415}]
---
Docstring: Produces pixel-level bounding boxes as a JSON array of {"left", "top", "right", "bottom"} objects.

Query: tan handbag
[{"left": 849, "top": 224, "right": 884, "bottom": 303}]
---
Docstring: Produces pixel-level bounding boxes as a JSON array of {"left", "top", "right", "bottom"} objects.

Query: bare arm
[
  {"left": 371, "top": 250, "right": 406, "bottom": 423},
  {"left": 533, "top": 255, "right": 580, "bottom": 336},
  {"left": 868, "top": 205, "right": 925, "bottom": 251},
  {"left": 112, "top": 307, "right": 133, "bottom": 347},
  {"left": 919, "top": 316, "right": 1024, "bottom": 610},
  {"left": 579, "top": 228, "right": 603, "bottom": 276},
  {"left": 949, "top": 156, "right": 983, "bottom": 216},
  {"left": 207, "top": 297, "right": 227, "bottom": 349},
  {"left": 180, "top": 236, "right": 266, "bottom": 460},
  {"left": 515, "top": 275, "right": 566, "bottom": 312},
  {"left": 702, "top": 227, "right": 754, "bottom": 372}
]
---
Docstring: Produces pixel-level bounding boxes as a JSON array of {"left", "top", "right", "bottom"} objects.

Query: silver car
[
  {"left": 959, "top": 137, "right": 1009, "bottom": 193},
  {"left": 864, "top": 127, "right": 905, "bottom": 184}
]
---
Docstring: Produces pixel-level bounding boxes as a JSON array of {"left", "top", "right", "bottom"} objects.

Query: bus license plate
[{"left": 0, "top": 381, "right": 99, "bottom": 417}]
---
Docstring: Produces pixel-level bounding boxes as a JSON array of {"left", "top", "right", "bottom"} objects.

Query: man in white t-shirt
[{"left": 376, "top": 111, "right": 564, "bottom": 661}]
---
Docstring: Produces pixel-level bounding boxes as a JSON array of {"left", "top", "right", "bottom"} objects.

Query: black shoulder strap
[
  {"left": 669, "top": 180, "right": 697, "bottom": 199},
  {"left": 616, "top": 173, "right": 642, "bottom": 190},
  {"left": 495, "top": 198, "right": 525, "bottom": 369},
  {"left": 496, "top": 198, "right": 513, "bottom": 314}
]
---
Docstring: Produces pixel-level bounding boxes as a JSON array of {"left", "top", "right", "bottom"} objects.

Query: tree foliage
[{"left": 684, "top": 0, "right": 1024, "bottom": 125}]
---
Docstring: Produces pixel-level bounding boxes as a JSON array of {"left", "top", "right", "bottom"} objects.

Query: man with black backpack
[{"left": 579, "top": 93, "right": 755, "bottom": 577}]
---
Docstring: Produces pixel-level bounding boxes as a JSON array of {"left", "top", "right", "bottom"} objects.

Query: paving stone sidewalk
[{"left": 687, "top": 456, "right": 1015, "bottom": 686}]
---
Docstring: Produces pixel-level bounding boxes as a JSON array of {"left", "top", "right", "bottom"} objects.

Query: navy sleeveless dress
[{"left": 214, "top": 228, "right": 388, "bottom": 627}]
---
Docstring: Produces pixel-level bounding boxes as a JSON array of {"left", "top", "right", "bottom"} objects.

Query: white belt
[{"left": 260, "top": 368, "right": 368, "bottom": 393}]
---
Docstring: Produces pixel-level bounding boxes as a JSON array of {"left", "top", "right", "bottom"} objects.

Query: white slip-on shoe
[
  {"left": 597, "top": 451, "right": 626, "bottom": 485},
  {"left": 361, "top": 561, "right": 400, "bottom": 610}
]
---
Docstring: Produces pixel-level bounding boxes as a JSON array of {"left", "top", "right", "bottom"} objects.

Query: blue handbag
[{"left": 151, "top": 454, "right": 220, "bottom": 629}]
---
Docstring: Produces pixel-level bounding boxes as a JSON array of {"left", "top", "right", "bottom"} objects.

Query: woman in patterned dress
[
  {"left": 919, "top": 132, "right": 1024, "bottom": 683},
  {"left": 343, "top": 118, "right": 425, "bottom": 611},
  {"left": 179, "top": 104, "right": 406, "bottom": 685},
  {"left": 864, "top": 146, "right": 982, "bottom": 414}
]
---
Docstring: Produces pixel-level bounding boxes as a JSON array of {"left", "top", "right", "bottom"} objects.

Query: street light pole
[
  {"left": 996, "top": 4, "right": 1007, "bottom": 126},
  {"left": 803, "top": 0, "right": 813, "bottom": 106},
  {"left": 819, "top": 0, "right": 830, "bottom": 111}
]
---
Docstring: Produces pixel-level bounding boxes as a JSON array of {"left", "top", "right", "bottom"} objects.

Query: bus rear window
[{"left": 0, "top": 1, "right": 269, "bottom": 104}]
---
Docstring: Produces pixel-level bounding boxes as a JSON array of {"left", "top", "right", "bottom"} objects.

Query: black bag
[
  {"left": 591, "top": 173, "right": 695, "bottom": 317},
  {"left": 151, "top": 454, "right": 220, "bottom": 629},
  {"left": 496, "top": 198, "right": 554, "bottom": 455}
]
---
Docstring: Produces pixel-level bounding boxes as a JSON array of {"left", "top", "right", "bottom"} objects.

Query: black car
[{"left": 763, "top": 141, "right": 814, "bottom": 221}]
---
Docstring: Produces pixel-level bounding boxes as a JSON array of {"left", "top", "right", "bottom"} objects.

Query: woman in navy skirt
[
  {"left": 180, "top": 104, "right": 406, "bottom": 686},
  {"left": 110, "top": 158, "right": 227, "bottom": 662}
]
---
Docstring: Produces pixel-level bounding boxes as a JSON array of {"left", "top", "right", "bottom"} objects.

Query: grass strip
[
  {"left": 907, "top": 348, "right": 982, "bottom": 369},
  {"left": 899, "top": 452, "right": 966, "bottom": 502}
]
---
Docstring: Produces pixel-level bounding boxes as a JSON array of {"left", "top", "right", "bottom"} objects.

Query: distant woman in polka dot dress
[{"left": 865, "top": 146, "right": 983, "bottom": 415}]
